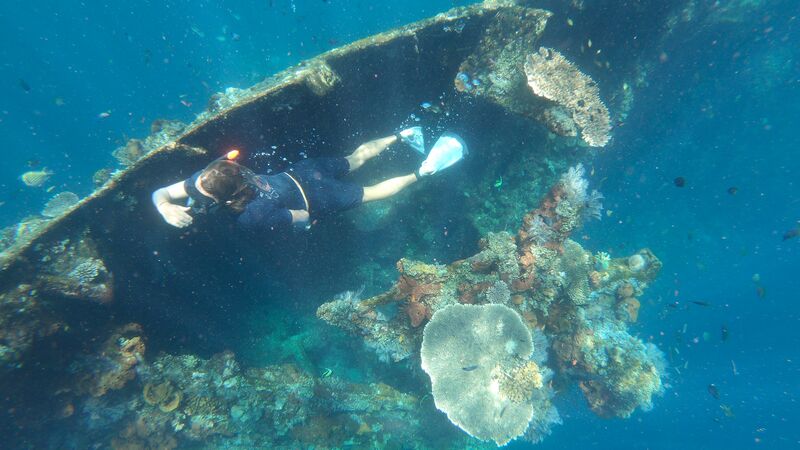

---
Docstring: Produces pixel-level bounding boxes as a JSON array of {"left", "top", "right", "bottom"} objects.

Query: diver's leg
[
  {"left": 361, "top": 173, "right": 418, "bottom": 203},
  {"left": 345, "top": 135, "right": 398, "bottom": 172}
]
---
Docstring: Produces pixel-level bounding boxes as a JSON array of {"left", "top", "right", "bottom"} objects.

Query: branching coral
[
  {"left": 498, "top": 361, "right": 544, "bottom": 403},
  {"left": 524, "top": 47, "right": 611, "bottom": 147}
]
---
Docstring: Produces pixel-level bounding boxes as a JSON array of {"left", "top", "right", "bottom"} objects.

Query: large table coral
[{"left": 318, "top": 165, "right": 666, "bottom": 445}]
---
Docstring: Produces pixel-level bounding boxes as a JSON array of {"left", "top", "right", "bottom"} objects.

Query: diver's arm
[{"left": 152, "top": 181, "right": 192, "bottom": 228}]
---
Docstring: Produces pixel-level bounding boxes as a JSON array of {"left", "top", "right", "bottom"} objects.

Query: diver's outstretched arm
[
  {"left": 152, "top": 181, "right": 193, "bottom": 228},
  {"left": 362, "top": 173, "right": 418, "bottom": 203},
  {"left": 345, "top": 135, "right": 398, "bottom": 172}
]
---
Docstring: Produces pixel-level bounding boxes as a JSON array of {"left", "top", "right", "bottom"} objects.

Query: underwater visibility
[{"left": 1, "top": 0, "right": 798, "bottom": 449}]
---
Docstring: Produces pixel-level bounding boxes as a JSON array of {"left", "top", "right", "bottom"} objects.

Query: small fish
[
  {"left": 707, "top": 383, "right": 720, "bottom": 399},
  {"left": 720, "top": 404, "right": 735, "bottom": 418},
  {"left": 462, "top": 365, "right": 479, "bottom": 372},
  {"left": 190, "top": 25, "right": 205, "bottom": 38},
  {"left": 420, "top": 102, "right": 432, "bottom": 109},
  {"left": 690, "top": 300, "right": 711, "bottom": 307},
  {"left": 19, "top": 78, "right": 31, "bottom": 92},
  {"left": 54, "top": 97, "right": 65, "bottom": 106},
  {"left": 674, "top": 176, "right": 686, "bottom": 187},
  {"left": 321, "top": 368, "right": 333, "bottom": 378},
  {"left": 20, "top": 169, "right": 53, "bottom": 187},
  {"left": 97, "top": 111, "right": 111, "bottom": 119},
  {"left": 566, "top": 18, "right": 574, "bottom": 26},
  {"left": 494, "top": 177, "right": 503, "bottom": 188},
  {"left": 782, "top": 227, "right": 799, "bottom": 241},
  {"left": 727, "top": 186, "right": 738, "bottom": 195},
  {"left": 721, "top": 324, "right": 729, "bottom": 341}
]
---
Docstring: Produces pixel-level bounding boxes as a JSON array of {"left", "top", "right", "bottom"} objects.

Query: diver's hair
[{"left": 199, "top": 160, "right": 256, "bottom": 213}]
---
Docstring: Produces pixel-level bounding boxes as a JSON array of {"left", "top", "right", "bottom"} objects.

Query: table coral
[{"left": 524, "top": 47, "right": 611, "bottom": 147}]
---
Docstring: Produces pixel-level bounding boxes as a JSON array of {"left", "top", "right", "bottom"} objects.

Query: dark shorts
[{"left": 287, "top": 157, "right": 364, "bottom": 217}]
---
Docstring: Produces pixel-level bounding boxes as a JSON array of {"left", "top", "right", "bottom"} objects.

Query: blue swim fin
[{"left": 398, "top": 126, "right": 426, "bottom": 155}]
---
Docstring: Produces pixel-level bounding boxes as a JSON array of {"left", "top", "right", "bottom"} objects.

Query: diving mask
[{"left": 189, "top": 150, "right": 273, "bottom": 215}]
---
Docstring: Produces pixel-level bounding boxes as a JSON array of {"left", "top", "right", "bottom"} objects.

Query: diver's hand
[{"left": 157, "top": 203, "right": 193, "bottom": 228}]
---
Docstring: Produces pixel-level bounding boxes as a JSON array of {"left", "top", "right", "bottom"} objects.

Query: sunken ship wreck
[{"left": 1, "top": 1, "right": 670, "bottom": 448}]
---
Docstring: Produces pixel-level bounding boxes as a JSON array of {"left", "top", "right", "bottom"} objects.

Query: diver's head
[{"left": 196, "top": 159, "right": 256, "bottom": 214}]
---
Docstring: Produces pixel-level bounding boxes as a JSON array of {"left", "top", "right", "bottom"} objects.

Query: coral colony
[{"left": 319, "top": 164, "right": 666, "bottom": 445}]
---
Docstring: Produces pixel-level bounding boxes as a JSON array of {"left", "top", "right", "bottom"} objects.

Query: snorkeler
[{"left": 152, "top": 128, "right": 466, "bottom": 230}]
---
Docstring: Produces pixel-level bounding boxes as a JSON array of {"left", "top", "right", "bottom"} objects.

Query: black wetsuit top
[{"left": 184, "top": 157, "right": 363, "bottom": 232}]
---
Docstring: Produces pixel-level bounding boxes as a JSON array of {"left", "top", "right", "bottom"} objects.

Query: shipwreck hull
[
  {"left": 0, "top": 2, "right": 630, "bottom": 448},
  {"left": 0, "top": 1, "right": 562, "bottom": 351}
]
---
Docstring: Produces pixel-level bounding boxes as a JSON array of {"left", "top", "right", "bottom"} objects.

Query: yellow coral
[{"left": 499, "top": 361, "right": 544, "bottom": 403}]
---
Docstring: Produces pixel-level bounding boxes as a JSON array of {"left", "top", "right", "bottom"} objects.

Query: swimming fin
[
  {"left": 398, "top": 126, "right": 426, "bottom": 155},
  {"left": 418, "top": 132, "right": 467, "bottom": 176}
]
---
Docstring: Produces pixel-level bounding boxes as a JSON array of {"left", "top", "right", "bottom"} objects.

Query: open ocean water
[{"left": 1, "top": 1, "right": 798, "bottom": 449}]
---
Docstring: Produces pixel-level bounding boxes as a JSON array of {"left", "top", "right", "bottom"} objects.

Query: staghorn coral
[
  {"left": 525, "top": 47, "right": 611, "bottom": 147},
  {"left": 41, "top": 192, "right": 80, "bottom": 218}
]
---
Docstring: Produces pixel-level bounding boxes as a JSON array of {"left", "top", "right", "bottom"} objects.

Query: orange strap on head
[{"left": 225, "top": 149, "right": 240, "bottom": 160}]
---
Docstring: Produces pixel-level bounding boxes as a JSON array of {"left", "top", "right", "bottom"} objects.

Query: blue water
[{"left": 2, "top": 0, "right": 799, "bottom": 449}]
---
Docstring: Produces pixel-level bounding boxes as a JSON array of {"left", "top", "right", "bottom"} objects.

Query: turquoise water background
[{"left": 2, "top": 0, "right": 799, "bottom": 448}]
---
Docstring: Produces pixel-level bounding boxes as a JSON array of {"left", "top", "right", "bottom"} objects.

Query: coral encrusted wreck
[{"left": 318, "top": 165, "right": 666, "bottom": 446}]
